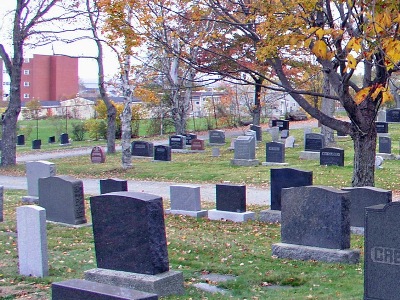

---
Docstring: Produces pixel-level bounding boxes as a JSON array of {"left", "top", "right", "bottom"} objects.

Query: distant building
[{"left": 1, "top": 54, "right": 78, "bottom": 102}]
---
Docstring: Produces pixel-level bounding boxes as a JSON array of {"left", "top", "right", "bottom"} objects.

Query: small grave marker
[{"left": 91, "top": 146, "right": 106, "bottom": 163}]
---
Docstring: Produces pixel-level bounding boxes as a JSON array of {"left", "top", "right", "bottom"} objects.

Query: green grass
[{"left": 0, "top": 190, "right": 364, "bottom": 299}]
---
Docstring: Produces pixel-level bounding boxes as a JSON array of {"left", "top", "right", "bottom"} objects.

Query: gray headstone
[
  {"left": 216, "top": 184, "right": 246, "bottom": 213},
  {"left": 0, "top": 186, "right": 3, "bottom": 222},
  {"left": 365, "top": 202, "right": 400, "bottom": 299},
  {"left": 169, "top": 135, "right": 186, "bottom": 149},
  {"left": 17, "top": 205, "right": 48, "bottom": 277},
  {"left": 386, "top": 108, "right": 400, "bottom": 122},
  {"left": 320, "top": 147, "right": 345, "bottom": 166},
  {"left": 268, "top": 127, "right": 280, "bottom": 142},
  {"left": 211, "top": 147, "right": 220, "bottom": 157},
  {"left": 379, "top": 136, "right": 391, "bottom": 154},
  {"left": 270, "top": 168, "right": 313, "bottom": 211},
  {"left": 25, "top": 160, "right": 56, "bottom": 199},
  {"left": 281, "top": 186, "right": 350, "bottom": 249},
  {"left": 209, "top": 130, "right": 225, "bottom": 144},
  {"left": 100, "top": 178, "right": 128, "bottom": 194},
  {"left": 304, "top": 133, "right": 325, "bottom": 151},
  {"left": 38, "top": 175, "right": 87, "bottom": 225},
  {"left": 285, "top": 136, "right": 295, "bottom": 148},
  {"left": 266, "top": 142, "right": 285, "bottom": 163},
  {"left": 377, "top": 110, "right": 386, "bottom": 122},
  {"left": 90, "top": 192, "right": 169, "bottom": 275},
  {"left": 342, "top": 186, "right": 391, "bottom": 228},
  {"left": 375, "top": 155, "right": 384, "bottom": 169},
  {"left": 131, "top": 141, "right": 154, "bottom": 157},
  {"left": 281, "top": 129, "right": 289, "bottom": 139},
  {"left": 170, "top": 185, "right": 201, "bottom": 211},
  {"left": 234, "top": 135, "right": 255, "bottom": 159}
]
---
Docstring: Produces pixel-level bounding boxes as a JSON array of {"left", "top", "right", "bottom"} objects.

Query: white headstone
[
  {"left": 17, "top": 205, "right": 48, "bottom": 277},
  {"left": 23, "top": 160, "right": 56, "bottom": 203},
  {"left": 375, "top": 156, "right": 384, "bottom": 169},
  {"left": 212, "top": 147, "right": 220, "bottom": 157},
  {"left": 268, "top": 127, "right": 280, "bottom": 142},
  {"left": 285, "top": 136, "right": 295, "bottom": 148}
]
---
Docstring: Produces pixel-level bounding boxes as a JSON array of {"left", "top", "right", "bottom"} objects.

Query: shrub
[{"left": 72, "top": 122, "right": 86, "bottom": 141}]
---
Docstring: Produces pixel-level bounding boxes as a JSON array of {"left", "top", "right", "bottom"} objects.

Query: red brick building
[{"left": 2, "top": 54, "right": 78, "bottom": 102}]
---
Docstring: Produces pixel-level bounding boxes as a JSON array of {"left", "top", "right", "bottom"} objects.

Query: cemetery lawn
[{"left": 1, "top": 190, "right": 364, "bottom": 299}]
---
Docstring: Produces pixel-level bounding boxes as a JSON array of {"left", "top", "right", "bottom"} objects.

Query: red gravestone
[
  {"left": 191, "top": 139, "right": 205, "bottom": 150},
  {"left": 91, "top": 146, "right": 106, "bottom": 163}
]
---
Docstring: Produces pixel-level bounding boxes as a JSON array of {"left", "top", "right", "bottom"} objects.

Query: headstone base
[
  {"left": 271, "top": 242, "right": 360, "bottom": 264},
  {"left": 165, "top": 209, "right": 208, "bottom": 218},
  {"left": 207, "top": 209, "right": 255, "bottom": 222},
  {"left": 132, "top": 156, "right": 153, "bottom": 159},
  {"left": 350, "top": 226, "right": 364, "bottom": 235},
  {"left": 377, "top": 153, "right": 396, "bottom": 160},
  {"left": 230, "top": 159, "right": 260, "bottom": 166},
  {"left": 47, "top": 220, "right": 92, "bottom": 228},
  {"left": 299, "top": 151, "right": 320, "bottom": 160},
  {"left": 261, "top": 162, "right": 289, "bottom": 166},
  {"left": 22, "top": 195, "right": 39, "bottom": 204},
  {"left": 60, "top": 143, "right": 72, "bottom": 147},
  {"left": 171, "top": 149, "right": 189, "bottom": 153},
  {"left": 208, "top": 143, "right": 225, "bottom": 146},
  {"left": 84, "top": 268, "right": 184, "bottom": 297},
  {"left": 52, "top": 279, "right": 158, "bottom": 300},
  {"left": 258, "top": 209, "right": 281, "bottom": 223}
]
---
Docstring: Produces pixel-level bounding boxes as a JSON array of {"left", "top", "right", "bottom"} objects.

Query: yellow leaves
[
  {"left": 312, "top": 40, "right": 327, "bottom": 59},
  {"left": 346, "top": 53, "right": 357, "bottom": 69},
  {"left": 383, "top": 40, "right": 400, "bottom": 70},
  {"left": 354, "top": 87, "right": 372, "bottom": 105},
  {"left": 346, "top": 37, "right": 362, "bottom": 53},
  {"left": 354, "top": 85, "right": 394, "bottom": 105}
]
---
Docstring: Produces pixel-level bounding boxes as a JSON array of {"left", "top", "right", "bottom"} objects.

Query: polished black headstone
[
  {"left": 342, "top": 186, "right": 391, "bottom": 228},
  {"left": 184, "top": 133, "right": 197, "bottom": 145},
  {"left": 378, "top": 136, "right": 391, "bottom": 154},
  {"left": 270, "top": 168, "right": 313, "bottom": 211},
  {"left": 60, "top": 133, "right": 69, "bottom": 144},
  {"left": 266, "top": 141, "right": 285, "bottom": 163},
  {"left": 90, "top": 192, "right": 169, "bottom": 275},
  {"left": 131, "top": 141, "right": 154, "bottom": 157},
  {"left": 32, "top": 139, "right": 41, "bottom": 149},
  {"left": 169, "top": 135, "right": 185, "bottom": 149},
  {"left": 281, "top": 186, "right": 350, "bottom": 249},
  {"left": 250, "top": 124, "right": 262, "bottom": 141},
  {"left": 38, "top": 175, "right": 86, "bottom": 225},
  {"left": 320, "top": 147, "right": 344, "bottom": 166},
  {"left": 100, "top": 178, "right": 128, "bottom": 194},
  {"left": 209, "top": 130, "right": 225, "bottom": 144},
  {"left": 52, "top": 279, "right": 158, "bottom": 300},
  {"left": 271, "top": 119, "right": 289, "bottom": 131},
  {"left": 304, "top": 133, "right": 324, "bottom": 151},
  {"left": 17, "top": 134, "right": 25, "bottom": 145},
  {"left": 48, "top": 136, "right": 56, "bottom": 143},
  {"left": 154, "top": 145, "right": 171, "bottom": 161},
  {"left": 365, "top": 202, "right": 400, "bottom": 299},
  {"left": 386, "top": 108, "right": 400, "bottom": 122},
  {"left": 376, "top": 122, "right": 388, "bottom": 134},
  {"left": 216, "top": 184, "right": 246, "bottom": 213}
]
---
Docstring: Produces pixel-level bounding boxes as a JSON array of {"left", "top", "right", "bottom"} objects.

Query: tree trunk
[
  {"left": 252, "top": 77, "right": 263, "bottom": 125},
  {"left": 321, "top": 73, "right": 335, "bottom": 145},
  {"left": 120, "top": 103, "right": 132, "bottom": 169},
  {"left": 1, "top": 108, "right": 19, "bottom": 166}
]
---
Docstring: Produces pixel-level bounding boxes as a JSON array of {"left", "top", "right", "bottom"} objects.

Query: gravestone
[
  {"left": 342, "top": 186, "right": 391, "bottom": 229},
  {"left": 17, "top": 205, "right": 48, "bottom": 277},
  {"left": 0, "top": 186, "right": 3, "bottom": 222},
  {"left": 234, "top": 135, "right": 255, "bottom": 159},
  {"left": 48, "top": 136, "right": 56, "bottom": 143},
  {"left": 86, "top": 192, "right": 184, "bottom": 296},
  {"left": 52, "top": 279, "right": 158, "bottom": 300},
  {"left": 378, "top": 136, "right": 391, "bottom": 154},
  {"left": 285, "top": 136, "right": 295, "bottom": 148},
  {"left": 208, "top": 184, "right": 255, "bottom": 222},
  {"left": 375, "top": 155, "right": 384, "bottom": 169},
  {"left": 209, "top": 130, "right": 225, "bottom": 145},
  {"left": 100, "top": 178, "right": 128, "bottom": 194},
  {"left": 91, "top": 146, "right": 106, "bottom": 163},
  {"left": 211, "top": 147, "right": 220, "bottom": 157},
  {"left": 169, "top": 135, "right": 186, "bottom": 149},
  {"left": 377, "top": 110, "right": 386, "bottom": 122},
  {"left": 364, "top": 202, "right": 400, "bottom": 299},
  {"left": 23, "top": 160, "right": 56, "bottom": 203},
  {"left": 184, "top": 133, "right": 197, "bottom": 145},
  {"left": 386, "top": 108, "right": 400, "bottom": 122},
  {"left": 265, "top": 141, "right": 285, "bottom": 163},
  {"left": 281, "top": 129, "right": 289, "bottom": 139},
  {"left": 60, "top": 133, "right": 69, "bottom": 145},
  {"left": 271, "top": 119, "right": 289, "bottom": 131},
  {"left": 320, "top": 147, "right": 344, "bottom": 167},
  {"left": 38, "top": 175, "right": 87, "bottom": 225},
  {"left": 191, "top": 139, "right": 205, "bottom": 151},
  {"left": 154, "top": 145, "right": 171, "bottom": 161},
  {"left": 166, "top": 185, "right": 207, "bottom": 218},
  {"left": 131, "top": 141, "right": 154, "bottom": 157},
  {"left": 32, "top": 139, "right": 41, "bottom": 149},
  {"left": 376, "top": 122, "right": 389, "bottom": 134},
  {"left": 17, "top": 134, "right": 25, "bottom": 145},
  {"left": 272, "top": 186, "right": 360, "bottom": 264},
  {"left": 268, "top": 126, "right": 280, "bottom": 142},
  {"left": 304, "top": 133, "right": 325, "bottom": 151},
  {"left": 250, "top": 124, "right": 262, "bottom": 141},
  {"left": 245, "top": 129, "right": 257, "bottom": 143},
  {"left": 228, "top": 138, "right": 236, "bottom": 150}
]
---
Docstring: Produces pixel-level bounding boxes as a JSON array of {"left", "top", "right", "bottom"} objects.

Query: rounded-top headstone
[{"left": 91, "top": 146, "right": 106, "bottom": 163}]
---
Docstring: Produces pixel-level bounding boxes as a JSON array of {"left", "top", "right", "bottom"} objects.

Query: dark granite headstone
[
  {"left": 281, "top": 186, "right": 350, "bottom": 249},
  {"left": 153, "top": 145, "right": 171, "bottom": 161},
  {"left": 365, "top": 202, "right": 400, "bottom": 299},
  {"left": 52, "top": 279, "right": 158, "bottom": 300},
  {"left": 48, "top": 136, "right": 56, "bottom": 143},
  {"left": 169, "top": 135, "right": 186, "bottom": 149},
  {"left": 216, "top": 184, "right": 246, "bottom": 213},
  {"left": 17, "top": 134, "right": 25, "bottom": 145},
  {"left": 379, "top": 136, "right": 391, "bottom": 154},
  {"left": 250, "top": 124, "right": 262, "bottom": 141},
  {"left": 376, "top": 122, "right": 389, "bottom": 134},
  {"left": 38, "top": 175, "right": 86, "bottom": 225},
  {"left": 271, "top": 119, "right": 289, "bottom": 131},
  {"left": 266, "top": 142, "right": 285, "bottom": 163},
  {"left": 131, "top": 141, "right": 154, "bottom": 157},
  {"left": 184, "top": 133, "right": 197, "bottom": 145},
  {"left": 234, "top": 135, "right": 255, "bottom": 159},
  {"left": 90, "top": 192, "right": 169, "bottom": 275},
  {"left": 386, "top": 108, "right": 400, "bottom": 122},
  {"left": 91, "top": 146, "right": 106, "bottom": 163},
  {"left": 320, "top": 147, "right": 344, "bottom": 166},
  {"left": 304, "top": 133, "right": 325, "bottom": 151},
  {"left": 60, "top": 133, "right": 69, "bottom": 145},
  {"left": 209, "top": 130, "right": 225, "bottom": 144},
  {"left": 100, "top": 178, "right": 128, "bottom": 194},
  {"left": 270, "top": 168, "right": 313, "bottom": 211},
  {"left": 32, "top": 139, "right": 41, "bottom": 149},
  {"left": 342, "top": 187, "right": 391, "bottom": 228},
  {"left": 190, "top": 139, "right": 205, "bottom": 150}
]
